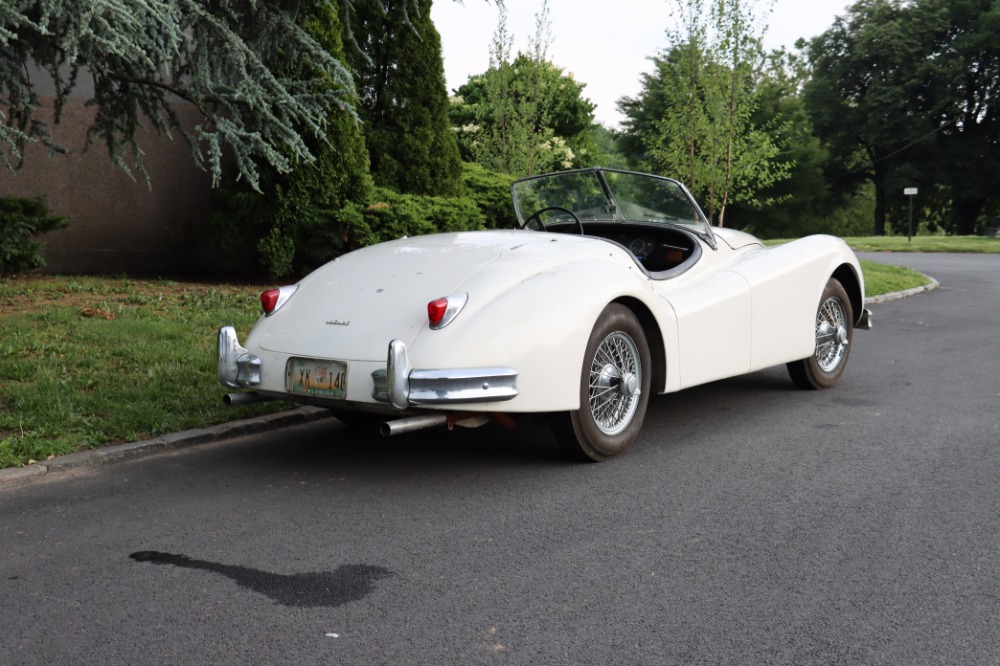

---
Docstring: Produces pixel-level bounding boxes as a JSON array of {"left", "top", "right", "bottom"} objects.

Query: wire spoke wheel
[
  {"left": 787, "top": 278, "right": 854, "bottom": 390},
  {"left": 553, "top": 304, "right": 651, "bottom": 461},
  {"left": 815, "top": 296, "right": 849, "bottom": 373},
  {"left": 588, "top": 331, "right": 642, "bottom": 435}
]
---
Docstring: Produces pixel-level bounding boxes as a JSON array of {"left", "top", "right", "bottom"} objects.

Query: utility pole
[{"left": 904, "top": 187, "right": 918, "bottom": 242}]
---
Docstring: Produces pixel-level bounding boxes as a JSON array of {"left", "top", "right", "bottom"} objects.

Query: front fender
[{"left": 729, "top": 235, "right": 866, "bottom": 370}]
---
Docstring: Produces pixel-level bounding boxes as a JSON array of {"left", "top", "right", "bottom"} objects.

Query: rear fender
[{"left": 406, "top": 261, "right": 671, "bottom": 412}]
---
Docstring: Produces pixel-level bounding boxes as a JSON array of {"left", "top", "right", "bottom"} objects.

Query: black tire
[
  {"left": 787, "top": 278, "right": 854, "bottom": 390},
  {"left": 553, "top": 304, "right": 652, "bottom": 461}
]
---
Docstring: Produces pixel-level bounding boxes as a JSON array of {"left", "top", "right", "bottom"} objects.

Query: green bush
[
  {"left": 0, "top": 196, "right": 68, "bottom": 274},
  {"left": 361, "top": 187, "right": 485, "bottom": 244},
  {"left": 212, "top": 182, "right": 494, "bottom": 279},
  {"left": 461, "top": 162, "right": 517, "bottom": 229}
]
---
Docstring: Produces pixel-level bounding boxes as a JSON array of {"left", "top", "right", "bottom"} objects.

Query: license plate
[{"left": 285, "top": 358, "right": 348, "bottom": 399}]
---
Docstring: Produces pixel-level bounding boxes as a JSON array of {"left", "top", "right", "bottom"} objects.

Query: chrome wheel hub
[
  {"left": 588, "top": 332, "right": 642, "bottom": 435},
  {"left": 815, "top": 297, "right": 849, "bottom": 372}
]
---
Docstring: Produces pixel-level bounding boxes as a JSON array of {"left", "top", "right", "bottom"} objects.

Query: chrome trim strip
[
  {"left": 430, "top": 292, "right": 469, "bottom": 330},
  {"left": 408, "top": 367, "right": 518, "bottom": 405},
  {"left": 373, "top": 340, "right": 518, "bottom": 407},
  {"left": 218, "top": 326, "right": 261, "bottom": 388}
]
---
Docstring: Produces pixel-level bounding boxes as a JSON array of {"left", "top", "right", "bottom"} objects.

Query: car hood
[
  {"left": 253, "top": 230, "right": 629, "bottom": 360},
  {"left": 713, "top": 227, "right": 763, "bottom": 250}
]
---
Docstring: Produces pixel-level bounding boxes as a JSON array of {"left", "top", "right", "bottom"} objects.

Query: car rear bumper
[
  {"left": 218, "top": 326, "right": 261, "bottom": 389},
  {"left": 372, "top": 339, "right": 519, "bottom": 409},
  {"left": 219, "top": 328, "right": 518, "bottom": 410}
]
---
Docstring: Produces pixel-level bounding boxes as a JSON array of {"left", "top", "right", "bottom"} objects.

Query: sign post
[{"left": 904, "top": 187, "right": 918, "bottom": 242}]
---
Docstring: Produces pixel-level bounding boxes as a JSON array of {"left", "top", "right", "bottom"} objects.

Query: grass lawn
[
  {"left": 0, "top": 276, "right": 283, "bottom": 468},
  {"left": 0, "top": 236, "right": 968, "bottom": 468},
  {"left": 859, "top": 260, "right": 931, "bottom": 296},
  {"left": 845, "top": 235, "right": 1000, "bottom": 253},
  {"left": 767, "top": 234, "right": 1000, "bottom": 254}
]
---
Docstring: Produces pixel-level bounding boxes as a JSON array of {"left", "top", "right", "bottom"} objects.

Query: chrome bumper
[
  {"left": 217, "top": 328, "right": 518, "bottom": 408},
  {"left": 218, "top": 326, "right": 261, "bottom": 389},
  {"left": 857, "top": 308, "right": 874, "bottom": 331},
  {"left": 372, "top": 339, "right": 518, "bottom": 410}
]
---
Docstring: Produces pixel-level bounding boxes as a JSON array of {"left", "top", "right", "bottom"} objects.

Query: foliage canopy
[
  {"left": 0, "top": 0, "right": 371, "bottom": 190},
  {"left": 347, "top": 0, "right": 464, "bottom": 196},
  {"left": 209, "top": 0, "right": 374, "bottom": 278},
  {"left": 805, "top": 0, "right": 1000, "bottom": 235},
  {"left": 620, "top": 0, "right": 789, "bottom": 226},
  {"left": 449, "top": 1, "right": 601, "bottom": 178}
]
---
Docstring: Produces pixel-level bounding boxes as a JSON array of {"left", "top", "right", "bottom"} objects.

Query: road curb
[
  {"left": 865, "top": 276, "right": 940, "bottom": 305},
  {"left": 0, "top": 406, "right": 334, "bottom": 490}
]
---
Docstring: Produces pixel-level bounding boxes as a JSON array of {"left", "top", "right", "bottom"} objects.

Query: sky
[{"left": 431, "top": 0, "right": 852, "bottom": 128}]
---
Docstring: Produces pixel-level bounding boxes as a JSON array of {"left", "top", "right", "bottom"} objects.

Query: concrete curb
[
  {"left": 0, "top": 406, "right": 334, "bottom": 489},
  {"left": 865, "top": 276, "right": 940, "bottom": 305}
]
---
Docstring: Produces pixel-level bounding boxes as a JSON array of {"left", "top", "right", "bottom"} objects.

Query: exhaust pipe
[
  {"left": 380, "top": 412, "right": 502, "bottom": 437},
  {"left": 223, "top": 392, "right": 278, "bottom": 406},
  {"left": 380, "top": 414, "right": 449, "bottom": 437}
]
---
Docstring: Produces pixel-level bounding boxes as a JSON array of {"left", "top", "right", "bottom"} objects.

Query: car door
[{"left": 656, "top": 265, "right": 753, "bottom": 390}]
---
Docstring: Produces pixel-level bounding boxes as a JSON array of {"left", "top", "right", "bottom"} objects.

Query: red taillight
[
  {"left": 427, "top": 293, "right": 468, "bottom": 330},
  {"left": 261, "top": 289, "right": 280, "bottom": 314},
  {"left": 260, "top": 285, "right": 298, "bottom": 316},
  {"left": 427, "top": 298, "right": 449, "bottom": 327}
]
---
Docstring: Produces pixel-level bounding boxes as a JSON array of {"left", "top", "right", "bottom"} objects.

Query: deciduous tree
[
  {"left": 629, "top": 0, "right": 789, "bottom": 226},
  {"left": 449, "top": 0, "right": 600, "bottom": 178},
  {"left": 805, "top": 0, "right": 1000, "bottom": 236},
  {"left": 804, "top": 0, "right": 932, "bottom": 236}
]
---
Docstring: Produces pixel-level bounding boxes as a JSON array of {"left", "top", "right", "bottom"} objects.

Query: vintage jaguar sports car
[{"left": 219, "top": 167, "right": 872, "bottom": 461}]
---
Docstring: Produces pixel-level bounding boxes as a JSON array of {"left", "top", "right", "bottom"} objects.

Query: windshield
[{"left": 511, "top": 168, "right": 713, "bottom": 240}]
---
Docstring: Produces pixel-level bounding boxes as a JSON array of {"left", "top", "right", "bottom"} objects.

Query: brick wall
[{"left": 0, "top": 97, "right": 231, "bottom": 276}]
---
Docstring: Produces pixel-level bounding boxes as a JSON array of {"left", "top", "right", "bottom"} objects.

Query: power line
[{"left": 872, "top": 117, "right": 957, "bottom": 165}]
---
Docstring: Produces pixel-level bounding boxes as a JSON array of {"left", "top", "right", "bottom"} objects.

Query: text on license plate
[{"left": 285, "top": 358, "right": 348, "bottom": 399}]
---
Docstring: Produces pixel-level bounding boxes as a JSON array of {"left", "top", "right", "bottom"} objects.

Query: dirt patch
[{"left": 0, "top": 275, "right": 266, "bottom": 318}]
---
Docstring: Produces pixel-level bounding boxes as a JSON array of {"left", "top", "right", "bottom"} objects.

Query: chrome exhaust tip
[
  {"left": 223, "top": 392, "right": 278, "bottom": 406},
  {"left": 380, "top": 414, "right": 449, "bottom": 437}
]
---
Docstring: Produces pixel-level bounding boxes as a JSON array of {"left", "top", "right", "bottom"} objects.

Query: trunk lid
[{"left": 253, "top": 230, "right": 634, "bottom": 361}]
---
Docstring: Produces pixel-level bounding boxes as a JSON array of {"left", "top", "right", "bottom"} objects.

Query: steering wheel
[{"left": 523, "top": 206, "right": 584, "bottom": 235}]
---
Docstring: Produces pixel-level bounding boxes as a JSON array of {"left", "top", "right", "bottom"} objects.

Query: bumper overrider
[
  {"left": 217, "top": 327, "right": 518, "bottom": 409},
  {"left": 218, "top": 326, "right": 261, "bottom": 389}
]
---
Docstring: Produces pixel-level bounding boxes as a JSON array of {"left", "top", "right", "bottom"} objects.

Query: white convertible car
[{"left": 219, "top": 168, "right": 872, "bottom": 461}]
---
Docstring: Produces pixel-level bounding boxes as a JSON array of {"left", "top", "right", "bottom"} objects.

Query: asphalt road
[{"left": 2, "top": 253, "right": 998, "bottom": 665}]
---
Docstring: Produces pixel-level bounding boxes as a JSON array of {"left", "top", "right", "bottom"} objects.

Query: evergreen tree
[
  {"left": 1, "top": 0, "right": 361, "bottom": 189},
  {"left": 348, "top": 0, "right": 464, "bottom": 196},
  {"left": 212, "top": 1, "right": 374, "bottom": 278}
]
